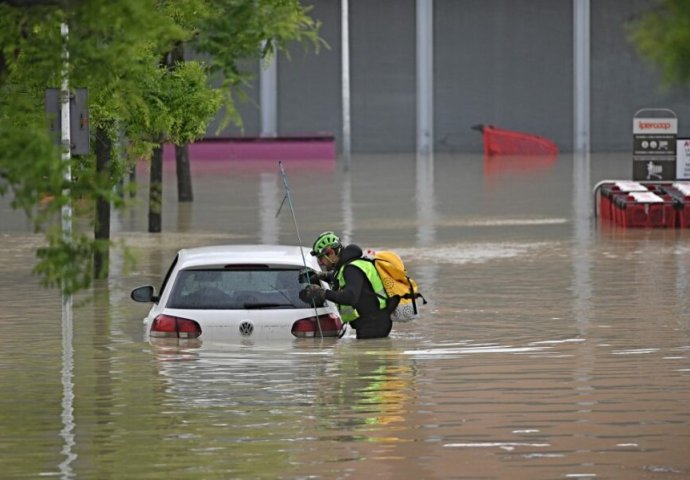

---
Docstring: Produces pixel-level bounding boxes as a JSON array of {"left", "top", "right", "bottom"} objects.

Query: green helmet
[{"left": 311, "top": 231, "right": 341, "bottom": 256}]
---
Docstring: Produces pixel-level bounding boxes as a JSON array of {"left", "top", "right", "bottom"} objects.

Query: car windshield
[{"left": 166, "top": 267, "right": 313, "bottom": 310}]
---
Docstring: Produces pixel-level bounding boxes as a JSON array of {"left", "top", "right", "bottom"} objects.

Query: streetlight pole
[{"left": 59, "top": 21, "right": 76, "bottom": 479}]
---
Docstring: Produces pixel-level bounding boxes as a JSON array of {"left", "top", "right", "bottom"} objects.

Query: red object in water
[
  {"left": 656, "top": 183, "right": 690, "bottom": 228},
  {"left": 483, "top": 153, "right": 557, "bottom": 180},
  {"left": 611, "top": 191, "right": 676, "bottom": 228},
  {"left": 475, "top": 124, "right": 558, "bottom": 156},
  {"left": 291, "top": 314, "right": 343, "bottom": 338},
  {"left": 150, "top": 314, "right": 202, "bottom": 339},
  {"left": 598, "top": 181, "right": 649, "bottom": 221}
]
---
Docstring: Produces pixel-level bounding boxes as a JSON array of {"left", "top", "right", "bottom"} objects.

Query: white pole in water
[
  {"left": 260, "top": 43, "right": 278, "bottom": 137},
  {"left": 60, "top": 20, "right": 73, "bottom": 356},
  {"left": 60, "top": 22, "right": 72, "bottom": 247},
  {"left": 59, "top": 22, "right": 76, "bottom": 479},
  {"left": 416, "top": 0, "right": 433, "bottom": 155},
  {"left": 573, "top": 0, "right": 590, "bottom": 153},
  {"left": 341, "top": 0, "right": 351, "bottom": 167}
]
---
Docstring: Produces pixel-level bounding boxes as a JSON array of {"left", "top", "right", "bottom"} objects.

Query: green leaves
[
  {"left": 163, "top": 61, "right": 223, "bottom": 144},
  {"left": 628, "top": 0, "right": 690, "bottom": 86},
  {"left": 194, "top": 0, "right": 323, "bottom": 84},
  {"left": 0, "top": 0, "right": 321, "bottom": 295}
]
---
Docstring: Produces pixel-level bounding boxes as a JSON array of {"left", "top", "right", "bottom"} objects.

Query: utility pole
[
  {"left": 58, "top": 21, "right": 77, "bottom": 480},
  {"left": 573, "top": 0, "right": 590, "bottom": 153},
  {"left": 60, "top": 22, "right": 73, "bottom": 300},
  {"left": 341, "top": 0, "right": 351, "bottom": 168}
]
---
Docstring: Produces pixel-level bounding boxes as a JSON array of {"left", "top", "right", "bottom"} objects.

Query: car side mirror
[{"left": 131, "top": 285, "right": 158, "bottom": 303}]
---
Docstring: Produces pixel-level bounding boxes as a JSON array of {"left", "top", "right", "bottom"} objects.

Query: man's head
[{"left": 310, "top": 231, "right": 342, "bottom": 270}]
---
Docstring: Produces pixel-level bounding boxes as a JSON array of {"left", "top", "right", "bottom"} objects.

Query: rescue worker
[{"left": 299, "top": 231, "right": 395, "bottom": 339}]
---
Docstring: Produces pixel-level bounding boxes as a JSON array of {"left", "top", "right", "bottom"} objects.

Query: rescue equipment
[{"left": 362, "top": 249, "right": 426, "bottom": 322}]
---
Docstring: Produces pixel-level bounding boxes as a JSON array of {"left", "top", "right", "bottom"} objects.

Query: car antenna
[{"left": 276, "top": 161, "right": 324, "bottom": 338}]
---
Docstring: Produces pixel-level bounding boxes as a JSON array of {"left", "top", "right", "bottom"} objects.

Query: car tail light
[
  {"left": 150, "top": 314, "right": 202, "bottom": 339},
  {"left": 291, "top": 314, "right": 342, "bottom": 338}
]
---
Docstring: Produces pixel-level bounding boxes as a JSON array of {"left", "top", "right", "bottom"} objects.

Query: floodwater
[{"left": 1, "top": 152, "right": 689, "bottom": 479}]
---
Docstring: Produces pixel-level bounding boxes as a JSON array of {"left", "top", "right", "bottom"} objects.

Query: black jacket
[{"left": 324, "top": 244, "right": 392, "bottom": 339}]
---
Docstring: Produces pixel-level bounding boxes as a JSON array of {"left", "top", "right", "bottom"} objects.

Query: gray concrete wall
[
  {"left": 591, "top": 0, "right": 690, "bottom": 151},
  {"left": 279, "top": 0, "right": 342, "bottom": 139},
  {"left": 435, "top": 0, "right": 572, "bottom": 153},
  {"left": 204, "top": 58, "right": 261, "bottom": 137},
  {"left": 349, "top": 0, "right": 416, "bottom": 152},
  {"left": 205, "top": 0, "right": 690, "bottom": 153}
]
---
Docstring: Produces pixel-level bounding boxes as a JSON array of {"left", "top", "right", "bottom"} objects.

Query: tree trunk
[
  {"left": 129, "top": 162, "right": 136, "bottom": 198},
  {"left": 94, "top": 126, "right": 111, "bottom": 278},
  {"left": 175, "top": 144, "right": 193, "bottom": 201},
  {"left": 170, "top": 41, "right": 194, "bottom": 202},
  {"left": 148, "top": 144, "right": 163, "bottom": 233}
]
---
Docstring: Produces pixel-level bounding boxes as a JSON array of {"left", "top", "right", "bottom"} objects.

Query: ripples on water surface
[{"left": 1, "top": 153, "right": 689, "bottom": 479}]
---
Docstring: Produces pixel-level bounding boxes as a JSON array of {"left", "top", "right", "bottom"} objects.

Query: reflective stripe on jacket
[{"left": 335, "top": 259, "right": 388, "bottom": 323}]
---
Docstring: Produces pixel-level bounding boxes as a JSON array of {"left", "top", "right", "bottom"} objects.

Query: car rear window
[{"left": 166, "top": 268, "right": 313, "bottom": 310}]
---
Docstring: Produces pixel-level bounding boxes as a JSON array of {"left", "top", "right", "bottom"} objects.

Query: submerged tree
[{"left": 0, "top": 0, "right": 321, "bottom": 295}]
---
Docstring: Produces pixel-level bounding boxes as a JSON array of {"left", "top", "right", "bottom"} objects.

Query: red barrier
[
  {"left": 612, "top": 191, "right": 675, "bottom": 228},
  {"left": 475, "top": 124, "right": 558, "bottom": 156}
]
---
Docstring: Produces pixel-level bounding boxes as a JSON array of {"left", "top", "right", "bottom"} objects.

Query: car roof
[{"left": 176, "top": 244, "right": 317, "bottom": 270}]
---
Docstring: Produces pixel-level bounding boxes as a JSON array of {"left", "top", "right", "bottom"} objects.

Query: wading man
[{"left": 299, "top": 231, "right": 394, "bottom": 339}]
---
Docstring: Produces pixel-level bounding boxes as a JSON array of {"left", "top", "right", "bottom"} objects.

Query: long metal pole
[
  {"left": 277, "top": 162, "right": 323, "bottom": 337},
  {"left": 417, "top": 0, "right": 434, "bottom": 154},
  {"left": 341, "top": 0, "right": 351, "bottom": 167},
  {"left": 59, "top": 22, "right": 76, "bottom": 480},
  {"left": 573, "top": 0, "right": 590, "bottom": 153},
  {"left": 60, "top": 23, "right": 72, "bottom": 244},
  {"left": 260, "top": 44, "right": 278, "bottom": 137}
]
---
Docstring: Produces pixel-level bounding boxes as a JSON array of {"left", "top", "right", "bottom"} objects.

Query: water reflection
[
  {"left": 176, "top": 201, "right": 193, "bottom": 233},
  {"left": 340, "top": 167, "right": 354, "bottom": 245},
  {"left": 415, "top": 151, "right": 436, "bottom": 247},
  {"left": 2, "top": 153, "right": 690, "bottom": 479},
  {"left": 415, "top": 152, "right": 440, "bottom": 301},
  {"left": 59, "top": 294, "right": 76, "bottom": 479},
  {"left": 259, "top": 172, "right": 279, "bottom": 244}
]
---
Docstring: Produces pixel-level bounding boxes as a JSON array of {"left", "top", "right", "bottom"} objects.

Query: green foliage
[
  {"left": 0, "top": 113, "right": 63, "bottom": 218},
  {"left": 628, "top": 0, "right": 690, "bottom": 86},
  {"left": 136, "top": 61, "right": 223, "bottom": 145},
  {"left": 0, "top": 0, "right": 321, "bottom": 295},
  {"left": 192, "top": 0, "right": 325, "bottom": 127}
]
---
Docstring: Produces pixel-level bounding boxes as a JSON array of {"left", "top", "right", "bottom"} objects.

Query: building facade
[{"left": 207, "top": 0, "right": 690, "bottom": 153}]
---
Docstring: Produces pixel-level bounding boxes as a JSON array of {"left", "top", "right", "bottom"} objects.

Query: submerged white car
[{"left": 131, "top": 245, "right": 342, "bottom": 343}]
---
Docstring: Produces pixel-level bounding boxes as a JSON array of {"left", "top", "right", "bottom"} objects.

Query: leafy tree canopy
[
  {"left": 628, "top": 0, "right": 690, "bottom": 86},
  {"left": 0, "top": 0, "right": 321, "bottom": 294}
]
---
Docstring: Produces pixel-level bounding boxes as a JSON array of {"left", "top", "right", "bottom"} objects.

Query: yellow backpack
[{"left": 363, "top": 249, "right": 426, "bottom": 322}]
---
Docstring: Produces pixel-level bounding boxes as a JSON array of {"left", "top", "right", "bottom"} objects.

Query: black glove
[
  {"left": 299, "top": 284, "right": 326, "bottom": 305},
  {"left": 299, "top": 270, "right": 331, "bottom": 284},
  {"left": 312, "top": 271, "right": 332, "bottom": 283}
]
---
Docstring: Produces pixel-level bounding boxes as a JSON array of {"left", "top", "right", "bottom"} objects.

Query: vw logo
[{"left": 239, "top": 321, "right": 254, "bottom": 336}]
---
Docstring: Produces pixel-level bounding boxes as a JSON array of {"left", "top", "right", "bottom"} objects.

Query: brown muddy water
[{"left": 1, "top": 153, "right": 689, "bottom": 479}]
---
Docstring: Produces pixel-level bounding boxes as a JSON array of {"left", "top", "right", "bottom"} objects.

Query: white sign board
[
  {"left": 633, "top": 118, "right": 678, "bottom": 134},
  {"left": 676, "top": 139, "right": 690, "bottom": 180},
  {"left": 632, "top": 110, "right": 678, "bottom": 181}
]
